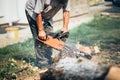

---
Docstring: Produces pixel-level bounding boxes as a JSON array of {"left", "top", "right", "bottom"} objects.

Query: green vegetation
[
  {"left": 0, "top": 38, "right": 34, "bottom": 59},
  {"left": 0, "top": 38, "right": 34, "bottom": 55},
  {"left": 0, "top": 38, "right": 35, "bottom": 79},
  {"left": 0, "top": 38, "right": 35, "bottom": 63},
  {"left": 68, "top": 15, "right": 120, "bottom": 50}
]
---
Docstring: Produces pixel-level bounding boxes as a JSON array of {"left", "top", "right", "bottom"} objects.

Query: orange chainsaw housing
[{"left": 37, "top": 35, "right": 65, "bottom": 50}]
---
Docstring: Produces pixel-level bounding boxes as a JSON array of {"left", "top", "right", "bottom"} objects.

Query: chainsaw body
[
  {"left": 37, "top": 32, "right": 92, "bottom": 59},
  {"left": 37, "top": 35, "right": 65, "bottom": 50}
]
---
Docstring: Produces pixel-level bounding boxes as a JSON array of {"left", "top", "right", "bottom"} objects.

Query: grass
[
  {"left": 68, "top": 15, "right": 120, "bottom": 50},
  {"left": 0, "top": 38, "right": 35, "bottom": 79},
  {"left": 0, "top": 38, "right": 34, "bottom": 61}
]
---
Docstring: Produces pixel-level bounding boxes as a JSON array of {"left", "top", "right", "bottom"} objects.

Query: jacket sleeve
[
  {"left": 34, "top": 0, "right": 44, "bottom": 14},
  {"left": 63, "top": 0, "right": 70, "bottom": 12}
]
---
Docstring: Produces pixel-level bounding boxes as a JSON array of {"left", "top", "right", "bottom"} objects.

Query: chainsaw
[{"left": 37, "top": 32, "right": 92, "bottom": 60}]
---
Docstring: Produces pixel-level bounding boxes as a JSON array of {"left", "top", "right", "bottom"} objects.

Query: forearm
[
  {"left": 36, "top": 14, "right": 46, "bottom": 40},
  {"left": 63, "top": 11, "right": 70, "bottom": 31},
  {"left": 36, "top": 14, "right": 44, "bottom": 31}
]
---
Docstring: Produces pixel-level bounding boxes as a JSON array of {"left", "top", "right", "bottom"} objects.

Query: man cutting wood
[{"left": 25, "top": 0, "right": 70, "bottom": 69}]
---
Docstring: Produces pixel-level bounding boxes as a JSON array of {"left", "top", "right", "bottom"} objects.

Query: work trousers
[{"left": 25, "top": 10, "right": 53, "bottom": 68}]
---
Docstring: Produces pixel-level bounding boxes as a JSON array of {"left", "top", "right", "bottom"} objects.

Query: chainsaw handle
[
  {"left": 41, "top": 32, "right": 69, "bottom": 42},
  {"left": 53, "top": 32, "right": 69, "bottom": 39}
]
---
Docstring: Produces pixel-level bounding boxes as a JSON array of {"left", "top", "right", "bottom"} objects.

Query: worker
[{"left": 25, "top": 0, "right": 70, "bottom": 69}]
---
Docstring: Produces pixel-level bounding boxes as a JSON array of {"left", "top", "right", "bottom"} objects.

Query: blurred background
[
  {"left": 0, "top": 0, "right": 92, "bottom": 24},
  {"left": 0, "top": 0, "right": 120, "bottom": 79}
]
